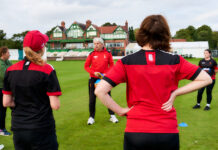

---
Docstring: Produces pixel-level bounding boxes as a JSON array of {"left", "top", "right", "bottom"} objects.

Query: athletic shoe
[
  {"left": 0, "top": 129, "right": 11, "bottom": 136},
  {"left": 87, "top": 117, "right": 95, "bottom": 125},
  {"left": 193, "top": 104, "right": 201, "bottom": 109},
  {"left": 0, "top": 144, "right": 4, "bottom": 150},
  {"left": 204, "top": 106, "right": 210, "bottom": 111},
  {"left": 109, "top": 115, "right": 118, "bottom": 123}
]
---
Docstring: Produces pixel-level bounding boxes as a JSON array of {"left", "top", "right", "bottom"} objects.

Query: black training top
[
  {"left": 3, "top": 57, "right": 62, "bottom": 131},
  {"left": 198, "top": 58, "right": 217, "bottom": 79}
]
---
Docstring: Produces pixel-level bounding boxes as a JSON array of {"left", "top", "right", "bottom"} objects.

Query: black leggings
[
  {"left": 197, "top": 79, "right": 215, "bottom": 104},
  {"left": 0, "top": 89, "right": 7, "bottom": 130},
  {"left": 124, "top": 132, "right": 179, "bottom": 150},
  {"left": 13, "top": 128, "right": 58, "bottom": 150},
  {"left": 88, "top": 78, "right": 114, "bottom": 118}
]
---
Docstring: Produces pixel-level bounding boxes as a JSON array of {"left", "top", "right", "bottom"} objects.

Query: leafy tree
[
  {"left": 194, "top": 25, "right": 212, "bottom": 41},
  {"left": 102, "top": 22, "right": 117, "bottom": 26},
  {"left": 129, "top": 26, "right": 135, "bottom": 41},
  {"left": 186, "top": 26, "right": 196, "bottom": 40},
  {"left": 174, "top": 29, "right": 193, "bottom": 41},
  {"left": 194, "top": 25, "right": 213, "bottom": 48},
  {"left": 211, "top": 31, "right": 218, "bottom": 49},
  {"left": 10, "top": 30, "right": 29, "bottom": 49},
  {"left": 134, "top": 28, "right": 139, "bottom": 40},
  {"left": 0, "top": 30, "right": 6, "bottom": 40}
]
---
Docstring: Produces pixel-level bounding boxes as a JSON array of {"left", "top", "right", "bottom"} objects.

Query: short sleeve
[
  {"left": 103, "top": 59, "right": 126, "bottom": 87},
  {"left": 46, "top": 70, "right": 62, "bottom": 96},
  {"left": 3, "top": 71, "right": 12, "bottom": 95},
  {"left": 213, "top": 60, "right": 217, "bottom": 69},
  {"left": 176, "top": 56, "right": 202, "bottom": 81}
]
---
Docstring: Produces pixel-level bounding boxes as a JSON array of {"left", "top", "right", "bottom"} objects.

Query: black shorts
[
  {"left": 13, "top": 128, "right": 58, "bottom": 150},
  {"left": 124, "top": 132, "right": 179, "bottom": 150}
]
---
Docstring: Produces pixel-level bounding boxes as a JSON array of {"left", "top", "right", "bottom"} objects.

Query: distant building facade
[{"left": 48, "top": 20, "right": 129, "bottom": 56}]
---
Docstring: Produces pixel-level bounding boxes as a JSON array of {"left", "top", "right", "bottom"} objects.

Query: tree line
[
  {"left": 129, "top": 25, "right": 218, "bottom": 50},
  {"left": 1, "top": 24, "right": 218, "bottom": 50}
]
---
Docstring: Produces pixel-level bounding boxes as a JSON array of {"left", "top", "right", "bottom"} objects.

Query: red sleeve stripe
[
  {"left": 46, "top": 92, "right": 62, "bottom": 96},
  {"left": 2, "top": 90, "right": 12, "bottom": 95}
]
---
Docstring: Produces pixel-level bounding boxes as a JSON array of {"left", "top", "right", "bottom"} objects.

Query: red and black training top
[
  {"left": 198, "top": 58, "right": 217, "bottom": 80},
  {"left": 3, "top": 57, "right": 62, "bottom": 131},
  {"left": 103, "top": 50, "right": 201, "bottom": 133},
  {"left": 84, "top": 47, "right": 114, "bottom": 78}
]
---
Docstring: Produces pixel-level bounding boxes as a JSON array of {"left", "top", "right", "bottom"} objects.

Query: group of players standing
[{"left": 0, "top": 14, "right": 217, "bottom": 150}]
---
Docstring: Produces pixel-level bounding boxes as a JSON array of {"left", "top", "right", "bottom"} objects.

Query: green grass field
[{"left": 1, "top": 58, "right": 218, "bottom": 150}]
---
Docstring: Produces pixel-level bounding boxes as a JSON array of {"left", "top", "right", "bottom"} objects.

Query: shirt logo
[
  {"left": 104, "top": 55, "right": 107, "bottom": 59},
  {"left": 148, "top": 54, "right": 153, "bottom": 61},
  {"left": 41, "top": 43, "right": 45, "bottom": 48},
  {"left": 93, "top": 56, "right": 98, "bottom": 59}
]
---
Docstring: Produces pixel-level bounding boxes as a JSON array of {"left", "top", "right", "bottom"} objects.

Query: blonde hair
[{"left": 23, "top": 47, "right": 45, "bottom": 66}]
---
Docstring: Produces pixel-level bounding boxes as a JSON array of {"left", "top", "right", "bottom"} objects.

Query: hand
[
  {"left": 161, "top": 91, "right": 177, "bottom": 112},
  {"left": 117, "top": 107, "right": 133, "bottom": 116},
  {"left": 94, "top": 72, "right": 101, "bottom": 77}
]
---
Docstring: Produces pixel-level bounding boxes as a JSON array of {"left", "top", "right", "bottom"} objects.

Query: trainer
[
  {"left": 0, "top": 46, "right": 12, "bottom": 136},
  {"left": 84, "top": 37, "right": 118, "bottom": 125},
  {"left": 3, "top": 30, "right": 61, "bottom": 150},
  {"left": 95, "top": 15, "right": 212, "bottom": 150},
  {"left": 193, "top": 49, "right": 218, "bottom": 110}
]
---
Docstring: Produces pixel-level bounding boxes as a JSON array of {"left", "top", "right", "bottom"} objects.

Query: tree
[
  {"left": 10, "top": 30, "right": 29, "bottom": 49},
  {"left": 0, "top": 30, "right": 6, "bottom": 40},
  {"left": 194, "top": 25, "right": 213, "bottom": 48},
  {"left": 134, "top": 28, "right": 139, "bottom": 40},
  {"left": 129, "top": 26, "right": 135, "bottom": 41},
  {"left": 102, "top": 22, "right": 117, "bottom": 26},
  {"left": 174, "top": 29, "right": 193, "bottom": 41},
  {"left": 186, "top": 26, "right": 196, "bottom": 40},
  {"left": 211, "top": 31, "right": 218, "bottom": 49}
]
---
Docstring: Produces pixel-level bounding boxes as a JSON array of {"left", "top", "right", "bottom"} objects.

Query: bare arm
[
  {"left": 49, "top": 96, "right": 60, "bottom": 110},
  {"left": 162, "top": 70, "right": 212, "bottom": 111},
  {"left": 3, "top": 94, "right": 15, "bottom": 107},
  {"left": 95, "top": 80, "right": 130, "bottom": 116}
]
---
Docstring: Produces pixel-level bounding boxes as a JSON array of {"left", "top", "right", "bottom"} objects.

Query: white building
[
  {"left": 171, "top": 41, "right": 208, "bottom": 58},
  {"left": 125, "top": 41, "right": 209, "bottom": 58}
]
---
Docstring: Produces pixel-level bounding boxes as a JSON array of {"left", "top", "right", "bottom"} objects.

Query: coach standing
[
  {"left": 0, "top": 47, "right": 12, "bottom": 136},
  {"left": 84, "top": 37, "right": 118, "bottom": 125}
]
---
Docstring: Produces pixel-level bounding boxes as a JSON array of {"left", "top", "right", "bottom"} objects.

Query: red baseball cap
[{"left": 23, "top": 30, "right": 49, "bottom": 52}]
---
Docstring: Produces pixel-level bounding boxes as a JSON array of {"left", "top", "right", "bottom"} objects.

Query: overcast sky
[{"left": 1, "top": 0, "right": 218, "bottom": 38}]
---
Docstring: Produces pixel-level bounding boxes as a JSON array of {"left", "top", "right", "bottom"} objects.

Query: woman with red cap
[
  {"left": 3, "top": 30, "right": 61, "bottom": 150},
  {"left": 95, "top": 15, "right": 212, "bottom": 150}
]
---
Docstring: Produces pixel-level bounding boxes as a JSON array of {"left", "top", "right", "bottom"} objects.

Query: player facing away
[
  {"left": 0, "top": 46, "right": 12, "bottom": 136},
  {"left": 95, "top": 15, "right": 212, "bottom": 150},
  {"left": 3, "top": 30, "right": 61, "bottom": 150},
  {"left": 193, "top": 49, "right": 218, "bottom": 110},
  {"left": 84, "top": 37, "right": 118, "bottom": 125}
]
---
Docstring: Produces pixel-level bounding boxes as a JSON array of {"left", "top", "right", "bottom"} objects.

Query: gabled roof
[
  {"left": 68, "top": 22, "right": 86, "bottom": 31},
  {"left": 77, "top": 22, "right": 86, "bottom": 31},
  {"left": 99, "top": 26, "right": 117, "bottom": 34},
  {"left": 99, "top": 25, "right": 128, "bottom": 34}
]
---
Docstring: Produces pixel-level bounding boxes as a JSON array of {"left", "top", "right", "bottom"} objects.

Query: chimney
[
  {"left": 61, "top": 21, "right": 66, "bottom": 29},
  {"left": 125, "top": 20, "right": 128, "bottom": 30},
  {"left": 86, "top": 20, "right": 92, "bottom": 29}
]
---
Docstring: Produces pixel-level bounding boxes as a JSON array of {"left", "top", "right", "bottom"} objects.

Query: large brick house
[{"left": 48, "top": 20, "right": 129, "bottom": 56}]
